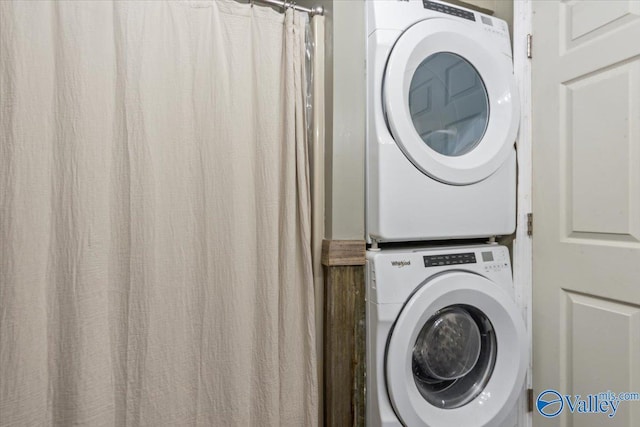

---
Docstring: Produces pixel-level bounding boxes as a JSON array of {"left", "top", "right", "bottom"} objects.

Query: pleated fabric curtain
[{"left": 0, "top": 1, "right": 317, "bottom": 425}]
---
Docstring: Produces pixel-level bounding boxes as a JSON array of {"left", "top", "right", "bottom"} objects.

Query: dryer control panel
[
  {"left": 415, "top": 0, "right": 511, "bottom": 51},
  {"left": 422, "top": 1, "right": 475, "bottom": 21}
]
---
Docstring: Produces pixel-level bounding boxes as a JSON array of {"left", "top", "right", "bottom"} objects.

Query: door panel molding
[{"left": 532, "top": 2, "right": 640, "bottom": 426}]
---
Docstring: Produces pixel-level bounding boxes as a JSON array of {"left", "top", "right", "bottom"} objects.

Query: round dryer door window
[
  {"left": 385, "top": 272, "right": 527, "bottom": 427},
  {"left": 408, "top": 53, "right": 489, "bottom": 157},
  {"left": 384, "top": 18, "right": 520, "bottom": 185}
]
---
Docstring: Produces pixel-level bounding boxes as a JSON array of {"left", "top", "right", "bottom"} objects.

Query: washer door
[
  {"left": 384, "top": 18, "right": 519, "bottom": 185},
  {"left": 385, "top": 272, "right": 527, "bottom": 427}
]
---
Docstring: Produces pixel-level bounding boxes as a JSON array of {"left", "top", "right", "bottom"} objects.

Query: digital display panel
[{"left": 424, "top": 252, "right": 477, "bottom": 267}]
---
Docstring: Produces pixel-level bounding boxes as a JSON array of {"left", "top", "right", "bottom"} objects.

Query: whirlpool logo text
[
  {"left": 537, "top": 389, "right": 640, "bottom": 418},
  {"left": 390, "top": 260, "right": 411, "bottom": 268}
]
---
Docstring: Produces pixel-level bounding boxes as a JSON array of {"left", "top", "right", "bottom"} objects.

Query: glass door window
[
  {"left": 408, "top": 52, "right": 489, "bottom": 157},
  {"left": 411, "top": 304, "right": 497, "bottom": 409}
]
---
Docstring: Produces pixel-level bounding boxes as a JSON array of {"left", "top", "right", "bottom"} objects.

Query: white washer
[
  {"left": 366, "top": 245, "right": 527, "bottom": 427},
  {"left": 366, "top": 0, "right": 520, "bottom": 243}
]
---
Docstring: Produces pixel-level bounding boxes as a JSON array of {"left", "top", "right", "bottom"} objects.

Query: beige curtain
[{"left": 0, "top": 1, "right": 317, "bottom": 425}]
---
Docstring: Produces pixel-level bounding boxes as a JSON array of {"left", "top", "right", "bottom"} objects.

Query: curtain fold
[{"left": 0, "top": 1, "right": 317, "bottom": 425}]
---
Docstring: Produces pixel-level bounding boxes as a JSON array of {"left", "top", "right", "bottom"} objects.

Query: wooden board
[
  {"left": 321, "top": 239, "right": 365, "bottom": 267},
  {"left": 323, "top": 265, "right": 365, "bottom": 427},
  {"left": 322, "top": 239, "right": 366, "bottom": 427}
]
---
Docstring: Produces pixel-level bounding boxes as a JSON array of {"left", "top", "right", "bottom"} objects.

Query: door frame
[{"left": 512, "top": 1, "right": 533, "bottom": 426}]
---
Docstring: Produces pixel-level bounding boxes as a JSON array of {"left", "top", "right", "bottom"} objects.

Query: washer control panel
[
  {"left": 367, "top": 245, "right": 514, "bottom": 304},
  {"left": 481, "top": 249, "right": 510, "bottom": 272},
  {"left": 423, "top": 252, "right": 476, "bottom": 267},
  {"left": 420, "top": 248, "right": 510, "bottom": 272}
]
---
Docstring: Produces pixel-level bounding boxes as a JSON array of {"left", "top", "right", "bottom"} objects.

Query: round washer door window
[
  {"left": 385, "top": 272, "right": 527, "bottom": 427},
  {"left": 408, "top": 53, "right": 489, "bottom": 157},
  {"left": 412, "top": 304, "right": 496, "bottom": 409}
]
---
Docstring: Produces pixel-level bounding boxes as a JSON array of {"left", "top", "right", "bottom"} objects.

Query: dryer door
[
  {"left": 383, "top": 18, "right": 519, "bottom": 185},
  {"left": 385, "top": 271, "right": 527, "bottom": 427}
]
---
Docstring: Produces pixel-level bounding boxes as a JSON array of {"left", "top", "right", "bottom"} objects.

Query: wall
[
  {"left": 298, "top": 0, "right": 366, "bottom": 240},
  {"left": 299, "top": 0, "right": 514, "bottom": 240}
]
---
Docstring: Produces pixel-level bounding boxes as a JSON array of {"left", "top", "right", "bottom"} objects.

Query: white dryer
[
  {"left": 366, "top": 0, "right": 520, "bottom": 243},
  {"left": 366, "top": 245, "right": 527, "bottom": 426}
]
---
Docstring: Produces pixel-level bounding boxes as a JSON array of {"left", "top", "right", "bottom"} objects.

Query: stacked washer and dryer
[{"left": 364, "top": 1, "right": 528, "bottom": 426}]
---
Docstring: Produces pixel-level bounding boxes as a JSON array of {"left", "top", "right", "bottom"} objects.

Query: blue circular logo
[{"left": 537, "top": 389, "right": 564, "bottom": 418}]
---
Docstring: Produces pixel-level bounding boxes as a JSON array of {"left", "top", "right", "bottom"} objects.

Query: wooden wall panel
[{"left": 323, "top": 240, "right": 366, "bottom": 427}]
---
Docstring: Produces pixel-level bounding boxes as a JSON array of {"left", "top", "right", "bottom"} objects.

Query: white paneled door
[{"left": 532, "top": 1, "right": 640, "bottom": 426}]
